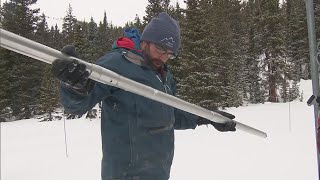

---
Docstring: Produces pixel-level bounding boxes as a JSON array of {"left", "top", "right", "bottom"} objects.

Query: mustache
[
  {"left": 151, "top": 58, "right": 164, "bottom": 65},
  {"left": 142, "top": 50, "right": 164, "bottom": 69}
]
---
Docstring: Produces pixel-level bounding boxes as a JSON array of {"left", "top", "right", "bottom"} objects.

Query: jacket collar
[{"left": 121, "top": 50, "right": 168, "bottom": 79}]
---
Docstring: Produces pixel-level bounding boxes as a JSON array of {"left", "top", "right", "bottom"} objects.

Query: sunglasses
[{"left": 154, "top": 44, "right": 177, "bottom": 60}]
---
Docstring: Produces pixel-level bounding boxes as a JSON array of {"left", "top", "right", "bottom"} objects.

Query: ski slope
[{"left": 1, "top": 80, "right": 319, "bottom": 180}]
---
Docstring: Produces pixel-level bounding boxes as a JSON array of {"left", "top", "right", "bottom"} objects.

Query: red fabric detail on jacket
[{"left": 116, "top": 37, "right": 141, "bottom": 52}]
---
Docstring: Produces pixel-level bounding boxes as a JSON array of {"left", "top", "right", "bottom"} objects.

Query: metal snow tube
[
  {"left": 306, "top": 0, "right": 319, "bottom": 125},
  {"left": 0, "top": 28, "right": 267, "bottom": 138},
  {"left": 305, "top": 0, "right": 320, "bottom": 176}
]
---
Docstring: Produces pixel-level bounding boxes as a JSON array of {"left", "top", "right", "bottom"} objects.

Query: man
[{"left": 52, "top": 12, "right": 236, "bottom": 180}]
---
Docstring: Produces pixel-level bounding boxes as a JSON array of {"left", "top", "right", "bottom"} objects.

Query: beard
[{"left": 143, "top": 46, "right": 164, "bottom": 70}]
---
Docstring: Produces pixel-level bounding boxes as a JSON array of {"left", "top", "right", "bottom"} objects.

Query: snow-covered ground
[{"left": 1, "top": 80, "right": 319, "bottom": 180}]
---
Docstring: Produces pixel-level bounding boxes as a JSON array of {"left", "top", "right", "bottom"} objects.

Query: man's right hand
[
  {"left": 52, "top": 45, "right": 95, "bottom": 95},
  {"left": 197, "top": 110, "right": 236, "bottom": 132}
]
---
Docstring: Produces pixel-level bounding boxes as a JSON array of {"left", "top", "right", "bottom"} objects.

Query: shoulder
[
  {"left": 95, "top": 49, "right": 133, "bottom": 71},
  {"left": 95, "top": 49, "right": 144, "bottom": 75},
  {"left": 96, "top": 50, "right": 123, "bottom": 67}
]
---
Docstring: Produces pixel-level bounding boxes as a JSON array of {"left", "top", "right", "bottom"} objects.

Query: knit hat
[{"left": 141, "top": 12, "right": 181, "bottom": 55}]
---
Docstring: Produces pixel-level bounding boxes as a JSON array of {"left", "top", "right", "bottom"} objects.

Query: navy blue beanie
[{"left": 141, "top": 12, "right": 181, "bottom": 55}]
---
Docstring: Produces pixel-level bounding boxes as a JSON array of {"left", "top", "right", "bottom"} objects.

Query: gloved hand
[
  {"left": 197, "top": 110, "right": 236, "bottom": 132},
  {"left": 52, "top": 45, "right": 95, "bottom": 95}
]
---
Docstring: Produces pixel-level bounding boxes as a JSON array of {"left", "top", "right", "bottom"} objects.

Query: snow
[{"left": 1, "top": 80, "right": 319, "bottom": 180}]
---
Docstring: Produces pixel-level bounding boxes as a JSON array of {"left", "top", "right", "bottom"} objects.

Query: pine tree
[
  {"left": 285, "top": 0, "right": 309, "bottom": 80},
  {"left": 96, "top": 11, "right": 113, "bottom": 58},
  {"left": 1, "top": 0, "right": 42, "bottom": 119},
  {"left": 167, "top": 2, "right": 185, "bottom": 80},
  {"left": 143, "top": 0, "right": 172, "bottom": 25},
  {"left": 62, "top": 3, "right": 77, "bottom": 44},
  {"left": 177, "top": 0, "right": 223, "bottom": 109},
  {"left": 255, "top": 0, "right": 287, "bottom": 102},
  {"left": 289, "top": 80, "right": 300, "bottom": 101},
  {"left": 0, "top": 49, "right": 12, "bottom": 119},
  {"left": 33, "top": 13, "right": 60, "bottom": 116},
  {"left": 49, "top": 24, "right": 63, "bottom": 50},
  {"left": 87, "top": 17, "right": 98, "bottom": 42},
  {"left": 242, "top": 0, "right": 266, "bottom": 103},
  {"left": 214, "top": 0, "right": 244, "bottom": 107},
  {"left": 86, "top": 17, "right": 99, "bottom": 61},
  {"left": 170, "top": 2, "right": 184, "bottom": 22},
  {"left": 144, "top": 0, "right": 161, "bottom": 24},
  {"left": 73, "top": 22, "right": 88, "bottom": 59},
  {"left": 161, "top": 0, "right": 171, "bottom": 11},
  {"left": 133, "top": 14, "right": 144, "bottom": 33},
  {"left": 38, "top": 66, "right": 59, "bottom": 121},
  {"left": 35, "top": 13, "right": 50, "bottom": 45}
]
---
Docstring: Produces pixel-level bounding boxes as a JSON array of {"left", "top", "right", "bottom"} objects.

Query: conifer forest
[{"left": 0, "top": 0, "right": 319, "bottom": 121}]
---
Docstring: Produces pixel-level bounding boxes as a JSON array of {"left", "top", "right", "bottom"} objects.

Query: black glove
[
  {"left": 197, "top": 110, "right": 236, "bottom": 132},
  {"left": 52, "top": 45, "right": 95, "bottom": 95}
]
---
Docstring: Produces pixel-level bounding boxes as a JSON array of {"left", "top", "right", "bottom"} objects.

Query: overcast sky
[{"left": 30, "top": 0, "right": 186, "bottom": 28}]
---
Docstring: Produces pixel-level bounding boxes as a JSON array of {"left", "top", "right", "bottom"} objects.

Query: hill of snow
[{"left": 1, "top": 80, "right": 319, "bottom": 180}]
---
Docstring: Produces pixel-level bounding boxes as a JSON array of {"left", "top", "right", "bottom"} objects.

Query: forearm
[
  {"left": 173, "top": 108, "right": 198, "bottom": 130},
  {"left": 59, "top": 82, "right": 101, "bottom": 115}
]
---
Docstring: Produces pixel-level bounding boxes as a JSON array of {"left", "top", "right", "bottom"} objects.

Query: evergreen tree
[
  {"left": 177, "top": 0, "right": 224, "bottom": 109},
  {"left": 144, "top": 0, "right": 163, "bottom": 24},
  {"left": 1, "top": 0, "right": 312, "bottom": 122},
  {"left": 49, "top": 24, "right": 63, "bottom": 50},
  {"left": 73, "top": 22, "right": 88, "bottom": 59},
  {"left": 62, "top": 3, "right": 77, "bottom": 44},
  {"left": 161, "top": 0, "right": 171, "bottom": 11},
  {"left": 255, "top": 0, "right": 287, "bottom": 102},
  {"left": 87, "top": 17, "right": 98, "bottom": 42},
  {"left": 34, "top": 13, "right": 60, "bottom": 115},
  {"left": 0, "top": 49, "right": 12, "bottom": 118},
  {"left": 214, "top": 0, "right": 244, "bottom": 107},
  {"left": 167, "top": 2, "right": 185, "bottom": 82},
  {"left": 289, "top": 80, "right": 300, "bottom": 101},
  {"left": 38, "top": 66, "right": 59, "bottom": 121},
  {"left": 110, "top": 25, "right": 124, "bottom": 42},
  {"left": 170, "top": 2, "right": 184, "bottom": 22},
  {"left": 96, "top": 11, "right": 113, "bottom": 58},
  {"left": 143, "top": 0, "right": 172, "bottom": 25},
  {"left": 242, "top": 0, "right": 266, "bottom": 103},
  {"left": 285, "top": 0, "right": 309, "bottom": 80},
  {"left": 1, "top": 0, "right": 41, "bottom": 119},
  {"left": 178, "top": 0, "right": 252, "bottom": 108},
  {"left": 133, "top": 14, "right": 144, "bottom": 33},
  {"left": 35, "top": 13, "right": 50, "bottom": 45},
  {"left": 86, "top": 17, "right": 99, "bottom": 61}
]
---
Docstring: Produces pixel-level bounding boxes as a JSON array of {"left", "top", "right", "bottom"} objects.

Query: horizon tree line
[{"left": 0, "top": 0, "right": 318, "bottom": 121}]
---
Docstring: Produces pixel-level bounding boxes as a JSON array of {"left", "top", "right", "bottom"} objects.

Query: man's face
[{"left": 141, "top": 42, "right": 175, "bottom": 69}]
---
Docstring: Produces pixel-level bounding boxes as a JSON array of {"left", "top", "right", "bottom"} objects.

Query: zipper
[
  {"left": 156, "top": 75, "right": 168, "bottom": 93},
  {"left": 128, "top": 98, "right": 135, "bottom": 168},
  {"left": 156, "top": 74, "right": 175, "bottom": 124}
]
